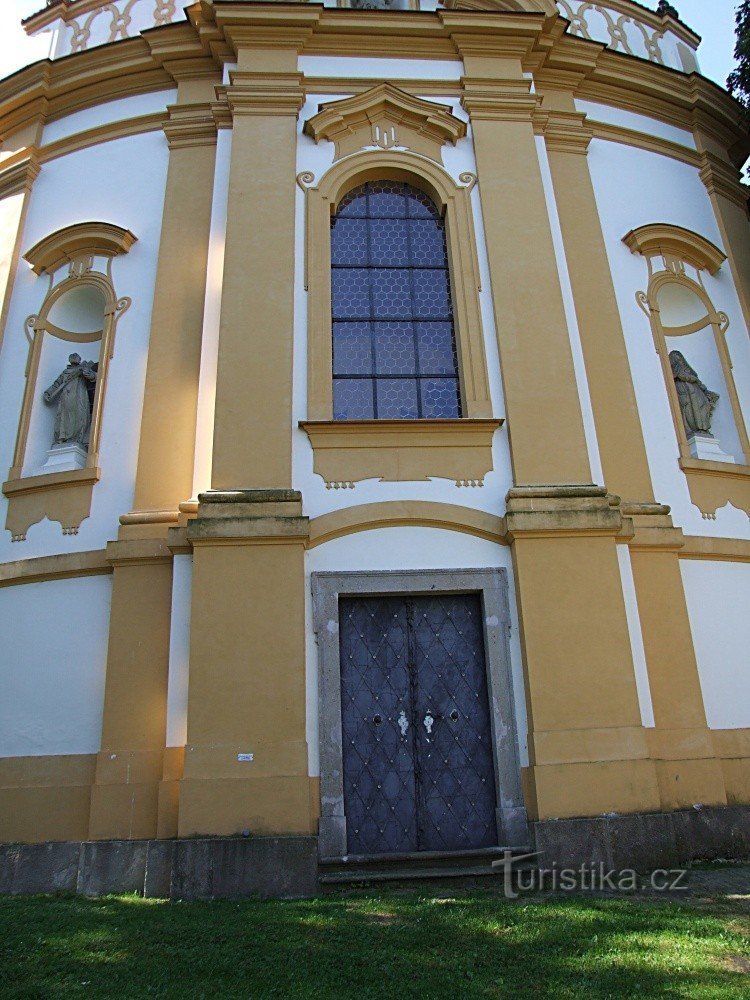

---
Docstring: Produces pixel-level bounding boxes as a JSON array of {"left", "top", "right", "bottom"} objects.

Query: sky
[{"left": 0, "top": 0, "right": 742, "bottom": 90}]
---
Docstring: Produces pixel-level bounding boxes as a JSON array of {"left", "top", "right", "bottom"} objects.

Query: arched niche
[
  {"left": 3, "top": 223, "right": 134, "bottom": 541},
  {"left": 627, "top": 222, "right": 750, "bottom": 517}
]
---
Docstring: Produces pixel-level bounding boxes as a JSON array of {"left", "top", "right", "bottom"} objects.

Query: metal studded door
[{"left": 339, "top": 593, "right": 497, "bottom": 856}]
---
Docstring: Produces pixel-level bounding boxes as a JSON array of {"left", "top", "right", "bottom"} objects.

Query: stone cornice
[
  {"left": 534, "top": 108, "right": 593, "bottom": 153},
  {"left": 699, "top": 152, "right": 749, "bottom": 211},
  {"left": 162, "top": 102, "right": 218, "bottom": 148},
  {"left": 224, "top": 71, "right": 305, "bottom": 117},
  {"left": 0, "top": 152, "right": 40, "bottom": 199},
  {"left": 0, "top": 3, "right": 746, "bottom": 167}
]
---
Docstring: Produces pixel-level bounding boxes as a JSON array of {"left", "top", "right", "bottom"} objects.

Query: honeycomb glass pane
[
  {"left": 371, "top": 269, "right": 411, "bottom": 319},
  {"left": 331, "top": 218, "right": 369, "bottom": 265},
  {"left": 373, "top": 322, "right": 416, "bottom": 375},
  {"left": 409, "top": 219, "right": 447, "bottom": 267},
  {"left": 406, "top": 187, "right": 441, "bottom": 219},
  {"left": 420, "top": 377, "right": 460, "bottom": 418},
  {"left": 332, "top": 268, "right": 370, "bottom": 319},
  {"left": 367, "top": 180, "right": 407, "bottom": 218},
  {"left": 412, "top": 269, "right": 451, "bottom": 319},
  {"left": 369, "top": 218, "right": 409, "bottom": 266},
  {"left": 333, "top": 322, "right": 372, "bottom": 375},
  {"left": 416, "top": 322, "right": 458, "bottom": 375},
  {"left": 376, "top": 378, "right": 419, "bottom": 419},
  {"left": 331, "top": 181, "right": 460, "bottom": 420},
  {"left": 336, "top": 184, "right": 368, "bottom": 217},
  {"left": 334, "top": 378, "right": 374, "bottom": 420}
]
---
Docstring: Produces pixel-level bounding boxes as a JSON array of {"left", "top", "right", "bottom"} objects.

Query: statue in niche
[
  {"left": 350, "top": 0, "right": 394, "bottom": 9},
  {"left": 43, "top": 353, "right": 98, "bottom": 448},
  {"left": 669, "top": 350, "right": 719, "bottom": 437}
]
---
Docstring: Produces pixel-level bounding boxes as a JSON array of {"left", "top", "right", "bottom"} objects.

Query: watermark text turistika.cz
[{"left": 492, "top": 850, "right": 689, "bottom": 898}]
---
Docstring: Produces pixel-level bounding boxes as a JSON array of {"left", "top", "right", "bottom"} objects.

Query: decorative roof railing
[{"left": 22, "top": 0, "right": 701, "bottom": 75}]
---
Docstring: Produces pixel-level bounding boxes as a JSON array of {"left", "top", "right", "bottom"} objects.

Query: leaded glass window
[{"left": 331, "top": 180, "right": 461, "bottom": 420}]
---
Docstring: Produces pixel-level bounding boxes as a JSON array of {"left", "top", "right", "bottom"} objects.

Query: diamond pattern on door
[{"left": 339, "top": 593, "right": 498, "bottom": 856}]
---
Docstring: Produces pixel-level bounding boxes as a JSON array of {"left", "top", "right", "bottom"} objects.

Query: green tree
[{"left": 727, "top": 0, "right": 750, "bottom": 110}]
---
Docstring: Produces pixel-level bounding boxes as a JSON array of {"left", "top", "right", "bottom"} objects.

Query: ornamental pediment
[{"left": 303, "top": 84, "right": 467, "bottom": 163}]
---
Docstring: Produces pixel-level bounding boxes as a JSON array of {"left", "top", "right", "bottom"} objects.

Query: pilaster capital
[
  {"left": 534, "top": 108, "right": 593, "bottom": 154},
  {"left": 162, "top": 102, "right": 218, "bottom": 149},
  {"left": 187, "top": 489, "right": 310, "bottom": 544},
  {"left": 0, "top": 151, "right": 40, "bottom": 199},
  {"left": 616, "top": 501, "right": 685, "bottom": 552},
  {"left": 698, "top": 151, "right": 749, "bottom": 211},
  {"left": 504, "top": 485, "right": 622, "bottom": 539},
  {"left": 224, "top": 71, "right": 305, "bottom": 118},
  {"left": 461, "top": 77, "right": 539, "bottom": 122}
]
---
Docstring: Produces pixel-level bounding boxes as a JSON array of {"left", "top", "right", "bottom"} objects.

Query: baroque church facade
[{"left": 0, "top": 0, "right": 749, "bottom": 896}]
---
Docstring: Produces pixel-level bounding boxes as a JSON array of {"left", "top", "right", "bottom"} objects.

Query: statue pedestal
[
  {"left": 687, "top": 433, "right": 736, "bottom": 464},
  {"left": 41, "top": 442, "right": 88, "bottom": 473}
]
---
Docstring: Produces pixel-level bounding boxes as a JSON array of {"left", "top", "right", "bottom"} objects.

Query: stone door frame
[{"left": 311, "top": 568, "right": 528, "bottom": 859}]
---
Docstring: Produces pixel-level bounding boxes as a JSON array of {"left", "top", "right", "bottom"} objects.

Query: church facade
[{"left": 0, "top": 0, "right": 749, "bottom": 897}]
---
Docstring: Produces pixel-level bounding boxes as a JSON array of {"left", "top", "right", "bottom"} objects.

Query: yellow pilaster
[
  {"left": 457, "top": 38, "right": 592, "bottom": 485},
  {"left": 696, "top": 139, "right": 750, "bottom": 338},
  {"left": 627, "top": 517, "right": 727, "bottom": 810},
  {"left": 178, "top": 491, "right": 313, "bottom": 837},
  {"left": 210, "top": 29, "right": 311, "bottom": 490},
  {"left": 538, "top": 92, "right": 655, "bottom": 504},
  {"left": 507, "top": 489, "right": 660, "bottom": 820},
  {"left": 124, "top": 82, "right": 219, "bottom": 527},
  {"left": 0, "top": 122, "right": 43, "bottom": 356},
  {"left": 88, "top": 540, "right": 173, "bottom": 839}
]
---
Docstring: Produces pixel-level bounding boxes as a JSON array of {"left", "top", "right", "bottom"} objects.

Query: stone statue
[
  {"left": 669, "top": 350, "right": 719, "bottom": 438},
  {"left": 43, "top": 353, "right": 98, "bottom": 448},
  {"left": 350, "top": 0, "right": 394, "bottom": 9},
  {"left": 656, "top": 1, "right": 680, "bottom": 20}
]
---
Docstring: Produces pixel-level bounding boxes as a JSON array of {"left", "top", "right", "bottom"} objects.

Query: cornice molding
[
  {"left": 162, "top": 101, "right": 217, "bottom": 148},
  {"left": 1, "top": 4, "right": 746, "bottom": 169},
  {"left": 462, "top": 77, "right": 540, "bottom": 120},
  {"left": 534, "top": 107, "right": 592, "bottom": 153},
  {"left": 623, "top": 223, "right": 726, "bottom": 275},
  {"left": 0, "top": 152, "right": 40, "bottom": 199},
  {"left": 224, "top": 71, "right": 305, "bottom": 117},
  {"left": 699, "top": 152, "right": 749, "bottom": 212},
  {"left": 304, "top": 83, "right": 466, "bottom": 162},
  {"left": 24, "top": 220, "right": 137, "bottom": 274}
]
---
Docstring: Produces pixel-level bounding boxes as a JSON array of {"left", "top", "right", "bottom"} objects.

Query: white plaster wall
[
  {"left": 0, "top": 131, "right": 170, "bottom": 561},
  {"left": 616, "top": 542, "right": 654, "bottom": 727},
  {"left": 587, "top": 138, "right": 750, "bottom": 538},
  {"left": 42, "top": 90, "right": 177, "bottom": 146},
  {"left": 680, "top": 559, "right": 750, "bottom": 730},
  {"left": 0, "top": 574, "right": 111, "bottom": 756},
  {"left": 575, "top": 100, "right": 697, "bottom": 150},
  {"left": 292, "top": 81, "right": 515, "bottom": 521},
  {"left": 305, "top": 527, "right": 529, "bottom": 775},
  {"left": 191, "top": 128, "right": 231, "bottom": 498}
]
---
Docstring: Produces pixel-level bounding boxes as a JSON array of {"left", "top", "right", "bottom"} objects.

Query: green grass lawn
[{"left": 0, "top": 891, "right": 748, "bottom": 999}]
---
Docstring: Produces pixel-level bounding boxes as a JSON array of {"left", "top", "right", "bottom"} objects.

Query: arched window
[{"left": 331, "top": 180, "right": 461, "bottom": 420}]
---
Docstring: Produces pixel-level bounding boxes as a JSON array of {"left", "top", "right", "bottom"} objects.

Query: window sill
[
  {"left": 3, "top": 467, "right": 100, "bottom": 542},
  {"left": 299, "top": 418, "right": 502, "bottom": 487},
  {"left": 677, "top": 457, "right": 750, "bottom": 519}
]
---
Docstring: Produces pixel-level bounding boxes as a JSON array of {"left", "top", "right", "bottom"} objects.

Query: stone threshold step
[
  {"left": 319, "top": 846, "right": 533, "bottom": 871},
  {"left": 320, "top": 861, "right": 537, "bottom": 886}
]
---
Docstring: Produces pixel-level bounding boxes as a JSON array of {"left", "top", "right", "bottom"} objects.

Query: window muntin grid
[{"left": 331, "top": 180, "right": 461, "bottom": 420}]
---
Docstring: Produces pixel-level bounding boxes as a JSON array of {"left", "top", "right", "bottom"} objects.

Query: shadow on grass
[{"left": 0, "top": 891, "right": 748, "bottom": 999}]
